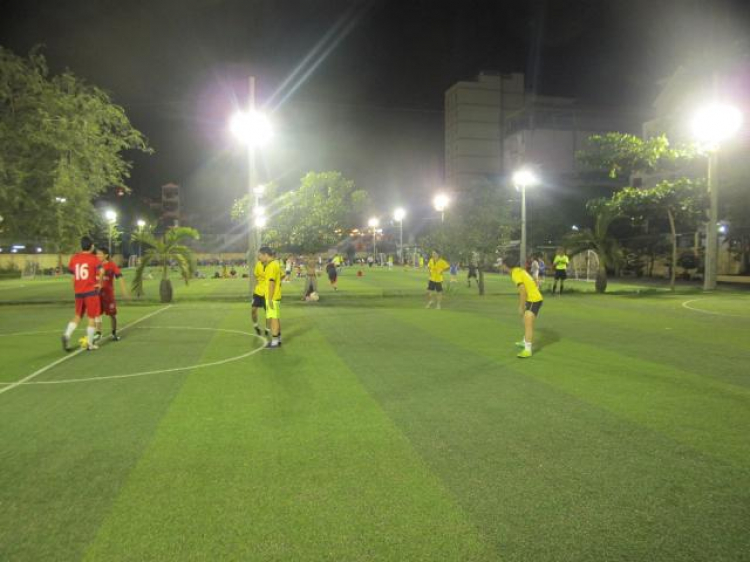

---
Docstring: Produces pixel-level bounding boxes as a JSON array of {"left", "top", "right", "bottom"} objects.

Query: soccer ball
[
  {"left": 78, "top": 336, "right": 88, "bottom": 349},
  {"left": 309, "top": 292, "right": 319, "bottom": 301}
]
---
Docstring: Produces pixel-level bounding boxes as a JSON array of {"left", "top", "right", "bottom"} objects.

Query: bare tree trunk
[
  {"left": 478, "top": 267, "right": 485, "bottom": 296},
  {"left": 667, "top": 208, "right": 677, "bottom": 291}
]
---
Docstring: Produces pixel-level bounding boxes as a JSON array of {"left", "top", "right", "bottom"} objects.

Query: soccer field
[{"left": 1, "top": 269, "right": 749, "bottom": 561}]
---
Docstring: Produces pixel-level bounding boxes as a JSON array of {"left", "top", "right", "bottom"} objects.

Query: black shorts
[
  {"left": 554, "top": 269, "right": 567, "bottom": 280},
  {"left": 427, "top": 280, "right": 443, "bottom": 292},
  {"left": 467, "top": 270, "right": 478, "bottom": 278},
  {"left": 252, "top": 294, "right": 266, "bottom": 308},
  {"left": 525, "top": 300, "right": 543, "bottom": 316}
]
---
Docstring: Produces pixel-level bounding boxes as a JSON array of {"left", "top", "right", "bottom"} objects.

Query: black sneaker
[
  {"left": 61, "top": 335, "right": 70, "bottom": 353},
  {"left": 254, "top": 326, "right": 262, "bottom": 336},
  {"left": 111, "top": 333, "right": 121, "bottom": 341}
]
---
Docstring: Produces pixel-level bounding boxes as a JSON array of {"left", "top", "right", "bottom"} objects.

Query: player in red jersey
[
  {"left": 62, "top": 236, "right": 103, "bottom": 352},
  {"left": 96, "top": 247, "right": 129, "bottom": 341}
]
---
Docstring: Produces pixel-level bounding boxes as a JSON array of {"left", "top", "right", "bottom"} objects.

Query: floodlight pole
[
  {"left": 398, "top": 219, "right": 404, "bottom": 264},
  {"left": 704, "top": 151, "right": 719, "bottom": 291},
  {"left": 247, "top": 75, "right": 257, "bottom": 296},
  {"left": 520, "top": 183, "right": 527, "bottom": 264}
]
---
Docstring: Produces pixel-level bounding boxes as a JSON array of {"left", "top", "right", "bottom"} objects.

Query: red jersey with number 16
[{"left": 68, "top": 252, "right": 102, "bottom": 297}]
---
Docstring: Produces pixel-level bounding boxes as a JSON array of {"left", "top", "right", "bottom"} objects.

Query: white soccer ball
[{"left": 310, "top": 292, "right": 319, "bottom": 301}]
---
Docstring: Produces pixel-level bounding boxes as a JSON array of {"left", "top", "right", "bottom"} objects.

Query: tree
[
  {"left": 613, "top": 180, "right": 706, "bottom": 290},
  {"left": 577, "top": 133, "right": 693, "bottom": 179},
  {"left": 233, "top": 172, "right": 368, "bottom": 255},
  {"left": 564, "top": 199, "right": 623, "bottom": 293},
  {"left": 0, "top": 46, "right": 151, "bottom": 250},
  {"left": 132, "top": 227, "right": 200, "bottom": 303}
]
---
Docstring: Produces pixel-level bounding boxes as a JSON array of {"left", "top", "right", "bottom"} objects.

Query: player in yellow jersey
[
  {"left": 552, "top": 247, "right": 570, "bottom": 295},
  {"left": 259, "top": 246, "right": 283, "bottom": 349},
  {"left": 504, "top": 255, "right": 543, "bottom": 358},
  {"left": 251, "top": 255, "right": 269, "bottom": 337},
  {"left": 425, "top": 250, "right": 450, "bottom": 309}
]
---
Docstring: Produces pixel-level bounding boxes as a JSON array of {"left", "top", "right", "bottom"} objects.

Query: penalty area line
[
  {"left": 681, "top": 298, "right": 748, "bottom": 318},
  {"left": 0, "top": 305, "right": 172, "bottom": 396}
]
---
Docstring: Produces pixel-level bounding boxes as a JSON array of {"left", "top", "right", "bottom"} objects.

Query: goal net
[
  {"left": 571, "top": 250, "right": 599, "bottom": 282},
  {"left": 21, "top": 261, "right": 38, "bottom": 280}
]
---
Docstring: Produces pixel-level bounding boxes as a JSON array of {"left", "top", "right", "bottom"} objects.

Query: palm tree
[
  {"left": 132, "top": 227, "right": 200, "bottom": 302},
  {"left": 565, "top": 199, "right": 623, "bottom": 293}
]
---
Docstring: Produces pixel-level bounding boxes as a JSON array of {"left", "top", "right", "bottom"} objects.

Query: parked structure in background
[{"left": 444, "top": 72, "right": 643, "bottom": 192}]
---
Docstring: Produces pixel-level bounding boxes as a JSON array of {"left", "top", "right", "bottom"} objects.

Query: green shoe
[
  {"left": 515, "top": 341, "right": 526, "bottom": 349},
  {"left": 517, "top": 349, "right": 532, "bottom": 359}
]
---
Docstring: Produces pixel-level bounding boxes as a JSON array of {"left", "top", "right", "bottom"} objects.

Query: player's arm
[
  {"left": 267, "top": 278, "right": 276, "bottom": 310},
  {"left": 96, "top": 265, "right": 104, "bottom": 290},
  {"left": 118, "top": 275, "right": 130, "bottom": 298},
  {"left": 517, "top": 283, "right": 527, "bottom": 315}
]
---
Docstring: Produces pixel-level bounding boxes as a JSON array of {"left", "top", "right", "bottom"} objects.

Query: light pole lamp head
[
  {"left": 253, "top": 184, "right": 266, "bottom": 196},
  {"left": 433, "top": 193, "right": 449, "bottom": 213},
  {"left": 136, "top": 219, "right": 146, "bottom": 228},
  {"left": 512, "top": 168, "right": 538, "bottom": 189},
  {"left": 105, "top": 210, "right": 117, "bottom": 224},
  {"left": 368, "top": 217, "right": 380, "bottom": 228},
  {"left": 692, "top": 103, "right": 743, "bottom": 149},
  {"left": 230, "top": 110, "right": 272, "bottom": 147},
  {"left": 393, "top": 208, "right": 406, "bottom": 222}
]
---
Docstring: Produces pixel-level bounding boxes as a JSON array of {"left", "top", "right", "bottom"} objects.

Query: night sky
[{"left": 2, "top": 0, "right": 749, "bottom": 230}]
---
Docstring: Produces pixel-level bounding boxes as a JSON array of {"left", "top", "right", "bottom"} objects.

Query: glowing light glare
[
  {"left": 692, "top": 104, "right": 743, "bottom": 147},
  {"left": 368, "top": 217, "right": 380, "bottom": 228},
  {"left": 433, "top": 193, "right": 450, "bottom": 212},
  {"left": 253, "top": 205, "right": 266, "bottom": 218},
  {"left": 512, "top": 169, "right": 538, "bottom": 188},
  {"left": 255, "top": 215, "right": 268, "bottom": 228},
  {"left": 136, "top": 219, "right": 146, "bottom": 228},
  {"left": 104, "top": 210, "right": 117, "bottom": 223},
  {"left": 230, "top": 111, "right": 272, "bottom": 147},
  {"left": 393, "top": 207, "right": 406, "bottom": 222},
  {"left": 253, "top": 184, "right": 266, "bottom": 196},
  {"left": 718, "top": 224, "right": 728, "bottom": 234},
  {"left": 55, "top": 196, "right": 67, "bottom": 203},
  {"left": 572, "top": 225, "right": 580, "bottom": 231},
  {"left": 36, "top": 247, "right": 43, "bottom": 253}
]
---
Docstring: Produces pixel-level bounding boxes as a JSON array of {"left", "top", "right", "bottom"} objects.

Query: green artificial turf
[{"left": 0, "top": 268, "right": 748, "bottom": 561}]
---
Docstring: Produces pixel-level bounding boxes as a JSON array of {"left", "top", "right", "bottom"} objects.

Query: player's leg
[
  {"left": 265, "top": 302, "right": 281, "bottom": 349},
  {"left": 110, "top": 314, "right": 119, "bottom": 340},
  {"left": 251, "top": 301, "right": 261, "bottom": 335},
  {"left": 62, "top": 306, "right": 83, "bottom": 352},
  {"left": 517, "top": 302, "right": 541, "bottom": 358},
  {"left": 425, "top": 285, "right": 434, "bottom": 307},
  {"left": 559, "top": 272, "right": 566, "bottom": 294},
  {"left": 435, "top": 283, "right": 443, "bottom": 309}
]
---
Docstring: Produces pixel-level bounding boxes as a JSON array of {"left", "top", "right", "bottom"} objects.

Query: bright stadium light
[
  {"left": 513, "top": 168, "right": 539, "bottom": 263},
  {"left": 105, "top": 209, "right": 117, "bottom": 223},
  {"left": 55, "top": 196, "right": 67, "bottom": 204},
  {"left": 691, "top": 103, "right": 743, "bottom": 290},
  {"left": 255, "top": 215, "right": 267, "bottom": 229},
  {"left": 136, "top": 219, "right": 146, "bottom": 229},
  {"left": 368, "top": 217, "right": 380, "bottom": 228},
  {"left": 393, "top": 207, "right": 406, "bottom": 222},
  {"left": 230, "top": 110, "right": 272, "bottom": 147},
  {"left": 433, "top": 193, "right": 449, "bottom": 213},
  {"left": 692, "top": 103, "right": 743, "bottom": 149},
  {"left": 253, "top": 205, "right": 266, "bottom": 218},
  {"left": 393, "top": 207, "right": 406, "bottom": 264},
  {"left": 253, "top": 184, "right": 266, "bottom": 196}
]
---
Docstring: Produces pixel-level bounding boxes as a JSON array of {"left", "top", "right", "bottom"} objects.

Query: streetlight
[
  {"left": 512, "top": 168, "right": 539, "bottom": 264},
  {"left": 230, "top": 75, "right": 272, "bottom": 294},
  {"left": 691, "top": 103, "right": 743, "bottom": 290},
  {"left": 393, "top": 207, "right": 406, "bottom": 264},
  {"left": 433, "top": 193, "right": 450, "bottom": 222},
  {"left": 368, "top": 217, "right": 380, "bottom": 257},
  {"left": 105, "top": 210, "right": 117, "bottom": 256},
  {"left": 136, "top": 219, "right": 146, "bottom": 258}
]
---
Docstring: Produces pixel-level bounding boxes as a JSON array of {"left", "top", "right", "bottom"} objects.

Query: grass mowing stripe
[
  {"left": 83, "top": 306, "right": 494, "bottom": 562},
  {"left": 0, "top": 305, "right": 172, "bottom": 395},
  {"left": 311, "top": 304, "right": 750, "bottom": 562},
  {"left": 390, "top": 305, "right": 750, "bottom": 466}
]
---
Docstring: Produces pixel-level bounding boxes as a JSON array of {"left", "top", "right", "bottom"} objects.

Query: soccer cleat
[
  {"left": 254, "top": 326, "right": 262, "bottom": 336},
  {"left": 61, "top": 335, "right": 71, "bottom": 353},
  {"left": 93, "top": 332, "right": 102, "bottom": 343},
  {"left": 111, "top": 333, "right": 121, "bottom": 342},
  {"left": 264, "top": 342, "right": 280, "bottom": 350},
  {"left": 86, "top": 343, "right": 99, "bottom": 351},
  {"left": 515, "top": 341, "right": 526, "bottom": 349},
  {"left": 517, "top": 349, "right": 532, "bottom": 359}
]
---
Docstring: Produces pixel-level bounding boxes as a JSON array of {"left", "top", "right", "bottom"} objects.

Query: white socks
[
  {"left": 86, "top": 326, "right": 96, "bottom": 344},
  {"left": 64, "top": 322, "right": 77, "bottom": 338},
  {"left": 525, "top": 340, "right": 532, "bottom": 352}
]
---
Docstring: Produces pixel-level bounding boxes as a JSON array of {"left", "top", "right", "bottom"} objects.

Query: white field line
[
  {"left": 0, "top": 305, "right": 172, "bottom": 396},
  {"left": 681, "top": 298, "right": 749, "bottom": 318}
]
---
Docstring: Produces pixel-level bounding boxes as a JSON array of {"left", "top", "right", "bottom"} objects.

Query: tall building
[
  {"left": 161, "top": 183, "right": 181, "bottom": 226},
  {"left": 444, "top": 72, "right": 525, "bottom": 190}
]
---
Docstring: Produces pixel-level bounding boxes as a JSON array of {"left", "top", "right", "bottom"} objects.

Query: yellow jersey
[
  {"left": 253, "top": 261, "right": 266, "bottom": 297},
  {"left": 553, "top": 254, "right": 570, "bottom": 270},
  {"left": 511, "top": 267, "right": 543, "bottom": 302},
  {"left": 264, "top": 259, "right": 282, "bottom": 302},
  {"left": 428, "top": 258, "right": 450, "bottom": 283}
]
